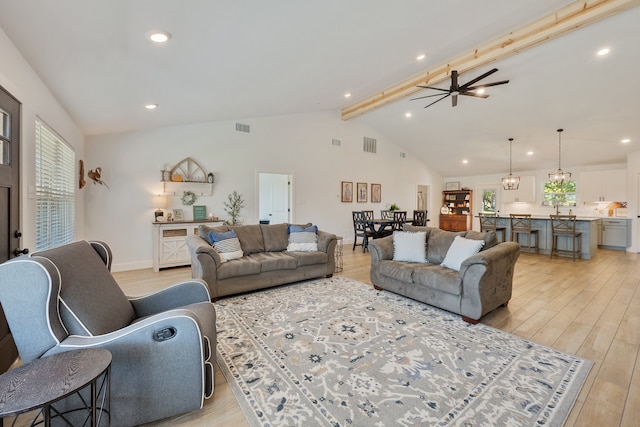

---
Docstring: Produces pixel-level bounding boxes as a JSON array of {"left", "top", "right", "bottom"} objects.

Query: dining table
[{"left": 365, "top": 217, "right": 413, "bottom": 238}]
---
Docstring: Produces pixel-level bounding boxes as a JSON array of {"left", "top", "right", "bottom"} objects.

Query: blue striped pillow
[
  {"left": 208, "top": 230, "right": 243, "bottom": 262},
  {"left": 287, "top": 224, "right": 318, "bottom": 252}
]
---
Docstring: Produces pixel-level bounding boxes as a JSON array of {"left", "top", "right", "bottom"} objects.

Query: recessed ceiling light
[
  {"left": 344, "top": 92, "right": 351, "bottom": 98},
  {"left": 416, "top": 54, "right": 426, "bottom": 61},
  {"left": 597, "top": 47, "right": 610, "bottom": 56},
  {"left": 475, "top": 88, "right": 486, "bottom": 95},
  {"left": 527, "top": 151, "right": 534, "bottom": 156},
  {"left": 621, "top": 138, "right": 631, "bottom": 143},
  {"left": 145, "top": 104, "right": 158, "bottom": 110},
  {"left": 462, "top": 159, "right": 469, "bottom": 164},
  {"left": 147, "top": 31, "right": 172, "bottom": 43},
  {"left": 405, "top": 112, "right": 412, "bottom": 118}
]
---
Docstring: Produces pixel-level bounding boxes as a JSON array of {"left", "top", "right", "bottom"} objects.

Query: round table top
[{"left": 0, "top": 348, "right": 112, "bottom": 417}]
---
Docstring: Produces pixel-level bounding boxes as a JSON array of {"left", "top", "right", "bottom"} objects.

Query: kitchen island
[{"left": 490, "top": 216, "right": 600, "bottom": 259}]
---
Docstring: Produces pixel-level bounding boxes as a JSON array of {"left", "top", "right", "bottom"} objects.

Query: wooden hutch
[{"left": 440, "top": 189, "right": 472, "bottom": 232}]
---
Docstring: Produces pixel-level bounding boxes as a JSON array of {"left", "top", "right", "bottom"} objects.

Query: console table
[
  {"left": 152, "top": 220, "right": 224, "bottom": 271},
  {"left": 0, "top": 348, "right": 111, "bottom": 426}
]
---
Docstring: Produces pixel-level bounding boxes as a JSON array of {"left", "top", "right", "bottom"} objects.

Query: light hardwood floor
[{"left": 114, "top": 247, "right": 640, "bottom": 427}]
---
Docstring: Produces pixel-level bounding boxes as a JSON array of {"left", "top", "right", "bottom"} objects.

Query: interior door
[
  {"left": 259, "top": 173, "right": 292, "bottom": 224},
  {"left": 0, "top": 85, "right": 21, "bottom": 372}
]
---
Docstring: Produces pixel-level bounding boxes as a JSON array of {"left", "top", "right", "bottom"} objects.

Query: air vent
[
  {"left": 235, "top": 123, "right": 250, "bottom": 133},
  {"left": 332, "top": 138, "right": 342, "bottom": 146},
  {"left": 363, "top": 137, "right": 377, "bottom": 153},
  {"left": 400, "top": 152, "right": 406, "bottom": 158}
]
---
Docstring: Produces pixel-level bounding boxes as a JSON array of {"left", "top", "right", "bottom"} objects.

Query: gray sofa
[
  {"left": 187, "top": 223, "right": 337, "bottom": 299},
  {"left": 369, "top": 225, "right": 520, "bottom": 323}
]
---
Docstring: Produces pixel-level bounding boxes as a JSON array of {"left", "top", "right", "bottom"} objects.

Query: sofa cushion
[
  {"left": 230, "top": 225, "right": 265, "bottom": 254},
  {"left": 426, "top": 228, "right": 465, "bottom": 264},
  {"left": 412, "top": 264, "right": 462, "bottom": 295},
  {"left": 286, "top": 250, "right": 328, "bottom": 267},
  {"left": 199, "top": 224, "right": 229, "bottom": 239},
  {"left": 216, "top": 257, "right": 262, "bottom": 280},
  {"left": 208, "top": 230, "right": 244, "bottom": 262},
  {"left": 377, "top": 260, "right": 415, "bottom": 283},
  {"left": 441, "top": 236, "right": 485, "bottom": 271},
  {"left": 393, "top": 231, "right": 426, "bottom": 263},
  {"left": 287, "top": 224, "right": 318, "bottom": 252},
  {"left": 248, "top": 252, "right": 298, "bottom": 272},
  {"left": 261, "top": 223, "right": 289, "bottom": 252},
  {"left": 464, "top": 230, "right": 498, "bottom": 250}
]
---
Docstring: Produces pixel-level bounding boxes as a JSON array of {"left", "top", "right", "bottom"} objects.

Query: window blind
[{"left": 35, "top": 118, "right": 75, "bottom": 251}]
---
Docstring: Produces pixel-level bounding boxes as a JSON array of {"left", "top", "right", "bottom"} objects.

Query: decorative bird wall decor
[{"left": 88, "top": 167, "right": 110, "bottom": 190}]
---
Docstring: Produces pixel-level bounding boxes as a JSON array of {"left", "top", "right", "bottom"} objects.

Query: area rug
[{"left": 215, "top": 277, "right": 592, "bottom": 427}]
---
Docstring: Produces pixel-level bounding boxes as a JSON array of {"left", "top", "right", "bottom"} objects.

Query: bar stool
[
  {"left": 510, "top": 214, "right": 539, "bottom": 253},
  {"left": 479, "top": 213, "right": 507, "bottom": 242},
  {"left": 550, "top": 214, "right": 582, "bottom": 261}
]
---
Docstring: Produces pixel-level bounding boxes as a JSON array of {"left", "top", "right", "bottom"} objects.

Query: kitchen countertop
[{"left": 488, "top": 216, "right": 624, "bottom": 222}]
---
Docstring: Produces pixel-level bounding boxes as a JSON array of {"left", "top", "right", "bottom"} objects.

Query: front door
[{"left": 0, "top": 85, "right": 22, "bottom": 372}]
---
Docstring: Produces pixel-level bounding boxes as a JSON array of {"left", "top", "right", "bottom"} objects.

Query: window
[
  {"left": 543, "top": 181, "right": 576, "bottom": 207},
  {"left": 35, "top": 118, "right": 75, "bottom": 250},
  {"left": 481, "top": 189, "right": 497, "bottom": 213}
]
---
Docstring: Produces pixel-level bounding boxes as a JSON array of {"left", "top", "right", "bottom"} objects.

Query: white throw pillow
[
  {"left": 393, "top": 231, "right": 427, "bottom": 263},
  {"left": 441, "top": 236, "right": 485, "bottom": 271}
]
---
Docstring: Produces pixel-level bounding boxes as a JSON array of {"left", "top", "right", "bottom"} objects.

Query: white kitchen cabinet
[
  {"left": 152, "top": 220, "right": 223, "bottom": 271},
  {"left": 502, "top": 175, "right": 536, "bottom": 203},
  {"left": 579, "top": 170, "right": 626, "bottom": 202}
]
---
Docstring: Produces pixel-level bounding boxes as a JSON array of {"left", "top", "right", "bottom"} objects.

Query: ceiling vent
[
  {"left": 363, "top": 137, "right": 377, "bottom": 153},
  {"left": 235, "top": 123, "right": 250, "bottom": 133},
  {"left": 332, "top": 138, "right": 342, "bottom": 146}
]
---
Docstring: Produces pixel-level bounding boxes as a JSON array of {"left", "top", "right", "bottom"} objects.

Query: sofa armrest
[
  {"left": 458, "top": 242, "right": 520, "bottom": 320},
  {"left": 186, "top": 235, "right": 222, "bottom": 298},
  {"left": 317, "top": 230, "right": 337, "bottom": 275},
  {"left": 128, "top": 279, "right": 211, "bottom": 317},
  {"left": 369, "top": 236, "right": 394, "bottom": 263}
]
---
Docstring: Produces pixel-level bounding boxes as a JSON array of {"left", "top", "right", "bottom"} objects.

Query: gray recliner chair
[{"left": 0, "top": 240, "right": 216, "bottom": 426}]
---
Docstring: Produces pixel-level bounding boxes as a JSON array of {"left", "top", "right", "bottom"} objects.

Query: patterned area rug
[{"left": 215, "top": 277, "right": 592, "bottom": 427}]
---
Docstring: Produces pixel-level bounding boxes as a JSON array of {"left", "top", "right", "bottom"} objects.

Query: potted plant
[
  {"left": 389, "top": 203, "right": 400, "bottom": 211},
  {"left": 224, "top": 190, "right": 245, "bottom": 225}
]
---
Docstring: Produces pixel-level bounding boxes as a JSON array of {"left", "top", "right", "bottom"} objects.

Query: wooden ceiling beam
[{"left": 341, "top": 0, "right": 640, "bottom": 121}]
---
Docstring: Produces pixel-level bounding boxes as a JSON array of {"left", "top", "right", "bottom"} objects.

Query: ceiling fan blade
[
  {"left": 459, "top": 68, "right": 498, "bottom": 90},
  {"left": 451, "top": 70, "right": 459, "bottom": 91},
  {"left": 423, "top": 94, "right": 450, "bottom": 109},
  {"left": 460, "top": 92, "right": 489, "bottom": 99},
  {"left": 416, "top": 85, "right": 451, "bottom": 93},
  {"left": 467, "top": 80, "right": 509, "bottom": 90},
  {"left": 410, "top": 93, "right": 452, "bottom": 101},
  {"left": 452, "top": 93, "right": 458, "bottom": 107}
]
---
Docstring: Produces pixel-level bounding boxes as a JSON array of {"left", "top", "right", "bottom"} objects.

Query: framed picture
[
  {"left": 371, "top": 183, "right": 381, "bottom": 203},
  {"left": 341, "top": 181, "right": 353, "bottom": 202},
  {"left": 445, "top": 181, "right": 460, "bottom": 191},
  {"left": 172, "top": 209, "right": 184, "bottom": 221},
  {"left": 193, "top": 205, "right": 207, "bottom": 220},
  {"left": 357, "top": 182, "right": 367, "bottom": 203}
]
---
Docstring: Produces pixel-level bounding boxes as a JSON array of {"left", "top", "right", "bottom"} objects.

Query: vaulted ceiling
[{"left": 0, "top": 0, "right": 638, "bottom": 177}]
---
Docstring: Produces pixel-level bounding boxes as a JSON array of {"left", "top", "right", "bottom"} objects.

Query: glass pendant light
[
  {"left": 502, "top": 137, "right": 520, "bottom": 190},
  {"left": 548, "top": 129, "right": 571, "bottom": 184}
]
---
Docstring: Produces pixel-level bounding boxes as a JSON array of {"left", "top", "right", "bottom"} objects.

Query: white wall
[
  {"left": 0, "top": 26, "right": 85, "bottom": 253},
  {"left": 85, "top": 111, "right": 442, "bottom": 271}
]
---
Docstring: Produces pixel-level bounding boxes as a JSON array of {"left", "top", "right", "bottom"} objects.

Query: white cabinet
[
  {"left": 600, "top": 218, "right": 630, "bottom": 249},
  {"left": 152, "top": 220, "right": 223, "bottom": 271},
  {"left": 579, "top": 170, "right": 626, "bottom": 202},
  {"left": 502, "top": 176, "right": 536, "bottom": 203}
]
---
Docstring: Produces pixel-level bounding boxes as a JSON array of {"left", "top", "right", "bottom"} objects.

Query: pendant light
[
  {"left": 548, "top": 129, "right": 571, "bottom": 184},
  {"left": 502, "top": 137, "right": 520, "bottom": 190}
]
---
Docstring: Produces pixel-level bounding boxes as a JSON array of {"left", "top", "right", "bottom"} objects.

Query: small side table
[
  {"left": 0, "top": 348, "right": 111, "bottom": 427},
  {"left": 334, "top": 235, "right": 343, "bottom": 273}
]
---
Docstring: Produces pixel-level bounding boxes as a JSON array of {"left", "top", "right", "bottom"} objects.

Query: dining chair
[
  {"left": 362, "top": 210, "right": 374, "bottom": 221},
  {"left": 380, "top": 209, "right": 393, "bottom": 220},
  {"left": 550, "top": 215, "right": 582, "bottom": 260},
  {"left": 352, "top": 211, "right": 374, "bottom": 252},
  {"left": 510, "top": 214, "right": 539, "bottom": 253},
  {"left": 412, "top": 210, "right": 427, "bottom": 226},
  {"left": 392, "top": 211, "right": 407, "bottom": 231},
  {"left": 479, "top": 212, "right": 507, "bottom": 242}
]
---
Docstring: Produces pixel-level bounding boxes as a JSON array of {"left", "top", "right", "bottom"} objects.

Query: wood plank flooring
[{"left": 113, "top": 246, "right": 640, "bottom": 427}]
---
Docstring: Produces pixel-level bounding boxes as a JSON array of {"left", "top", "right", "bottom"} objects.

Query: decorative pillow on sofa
[
  {"left": 393, "top": 231, "right": 426, "bottom": 263},
  {"left": 287, "top": 224, "right": 318, "bottom": 252},
  {"left": 208, "top": 230, "right": 244, "bottom": 262},
  {"left": 441, "top": 235, "right": 485, "bottom": 271}
]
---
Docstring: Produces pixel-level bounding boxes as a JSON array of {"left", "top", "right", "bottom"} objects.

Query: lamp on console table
[{"left": 153, "top": 195, "right": 168, "bottom": 221}]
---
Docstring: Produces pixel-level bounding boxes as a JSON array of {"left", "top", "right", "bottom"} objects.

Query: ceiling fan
[{"left": 410, "top": 68, "right": 509, "bottom": 109}]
